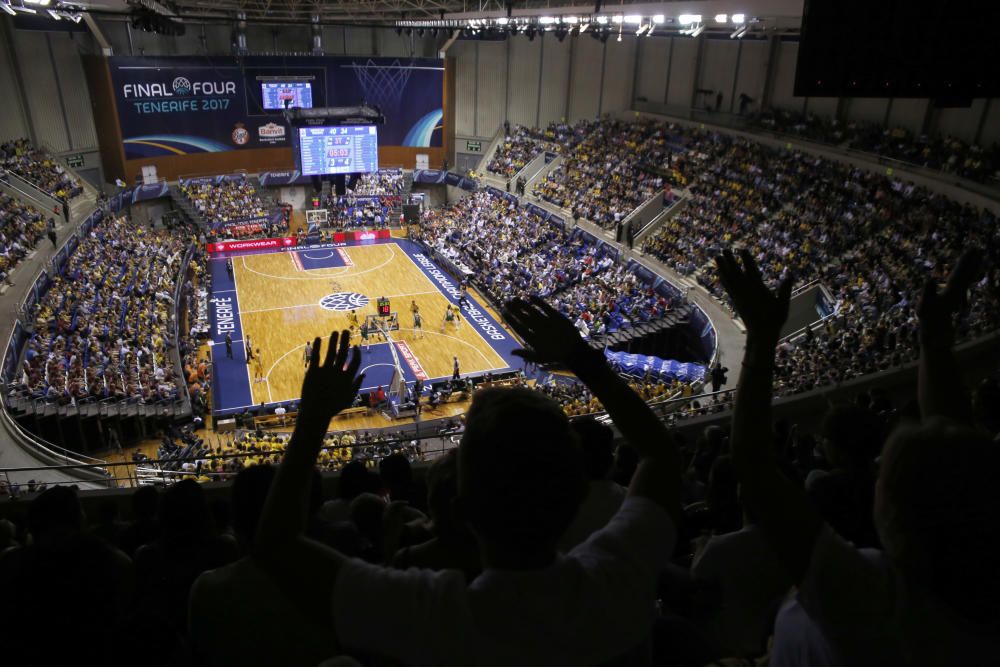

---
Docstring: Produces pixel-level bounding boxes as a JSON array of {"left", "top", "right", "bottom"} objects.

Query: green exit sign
[
  {"left": 66, "top": 154, "right": 84, "bottom": 168},
  {"left": 466, "top": 140, "right": 482, "bottom": 153}
]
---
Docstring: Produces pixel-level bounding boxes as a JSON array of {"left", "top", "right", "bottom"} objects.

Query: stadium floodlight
[
  {"left": 624, "top": 14, "right": 641, "bottom": 24},
  {"left": 688, "top": 24, "right": 705, "bottom": 37},
  {"left": 1, "top": 1, "right": 15, "bottom": 14},
  {"left": 24, "top": 0, "right": 51, "bottom": 5},
  {"left": 596, "top": 15, "right": 609, "bottom": 24},
  {"left": 730, "top": 24, "right": 749, "bottom": 38},
  {"left": 562, "top": 16, "right": 578, "bottom": 23},
  {"left": 646, "top": 24, "right": 655, "bottom": 36},
  {"left": 731, "top": 13, "right": 745, "bottom": 24},
  {"left": 579, "top": 21, "right": 590, "bottom": 32},
  {"left": 612, "top": 14, "right": 623, "bottom": 23},
  {"left": 714, "top": 13, "right": 727, "bottom": 23},
  {"left": 497, "top": 17, "right": 508, "bottom": 25},
  {"left": 539, "top": 16, "right": 556, "bottom": 24},
  {"left": 636, "top": 23, "right": 648, "bottom": 35},
  {"left": 47, "top": 8, "right": 59, "bottom": 18},
  {"left": 678, "top": 14, "right": 701, "bottom": 25},
  {"left": 652, "top": 14, "right": 665, "bottom": 23}
]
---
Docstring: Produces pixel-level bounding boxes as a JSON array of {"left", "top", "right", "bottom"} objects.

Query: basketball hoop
[{"left": 350, "top": 60, "right": 413, "bottom": 116}]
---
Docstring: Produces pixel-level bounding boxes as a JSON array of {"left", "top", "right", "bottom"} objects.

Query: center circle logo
[
  {"left": 172, "top": 77, "right": 192, "bottom": 95},
  {"left": 319, "top": 292, "right": 369, "bottom": 312}
]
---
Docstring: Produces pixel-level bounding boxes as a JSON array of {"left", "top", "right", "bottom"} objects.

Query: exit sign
[
  {"left": 66, "top": 154, "right": 84, "bottom": 168},
  {"left": 466, "top": 140, "right": 482, "bottom": 153}
]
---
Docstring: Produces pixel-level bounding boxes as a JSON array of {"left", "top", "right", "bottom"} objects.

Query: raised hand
[
  {"left": 503, "top": 296, "right": 593, "bottom": 368},
  {"left": 715, "top": 249, "right": 792, "bottom": 344},
  {"left": 297, "top": 331, "right": 364, "bottom": 433},
  {"left": 917, "top": 249, "right": 983, "bottom": 349}
]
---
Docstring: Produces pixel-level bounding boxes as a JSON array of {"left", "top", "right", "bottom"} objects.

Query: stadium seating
[
  {"left": 486, "top": 121, "right": 592, "bottom": 178},
  {"left": 0, "top": 192, "right": 48, "bottom": 283},
  {"left": 180, "top": 175, "right": 268, "bottom": 224},
  {"left": 13, "top": 214, "right": 186, "bottom": 405},
  {"left": 0, "top": 138, "right": 84, "bottom": 200}
]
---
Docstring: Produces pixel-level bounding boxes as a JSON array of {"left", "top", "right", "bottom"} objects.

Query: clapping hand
[
  {"left": 503, "top": 297, "right": 593, "bottom": 369},
  {"left": 715, "top": 249, "right": 793, "bottom": 344},
  {"left": 297, "top": 331, "right": 364, "bottom": 434},
  {"left": 917, "top": 249, "right": 983, "bottom": 349}
]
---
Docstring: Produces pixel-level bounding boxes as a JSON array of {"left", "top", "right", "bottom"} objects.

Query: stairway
[{"left": 169, "top": 185, "right": 205, "bottom": 228}]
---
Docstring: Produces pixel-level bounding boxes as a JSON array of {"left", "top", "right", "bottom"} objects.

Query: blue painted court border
[{"left": 208, "top": 237, "right": 520, "bottom": 416}]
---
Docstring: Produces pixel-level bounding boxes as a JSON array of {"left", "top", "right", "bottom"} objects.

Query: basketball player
[
  {"left": 442, "top": 305, "right": 456, "bottom": 332},
  {"left": 347, "top": 309, "right": 360, "bottom": 331},
  {"left": 410, "top": 300, "right": 419, "bottom": 317},
  {"left": 452, "top": 356, "right": 461, "bottom": 381},
  {"left": 457, "top": 287, "right": 470, "bottom": 310},
  {"left": 302, "top": 341, "right": 312, "bottom": 368},
  {"left": 360, "top": 319, "right": 371, "bottom": 353},
  {"left": 412, "top": 309, "right": 424, "bottom": 338},
  {"left": 245, "top": 334, "right": 254, "bottom": 365},
  {"left": 252, "top": 348, "right": 264, "bottom": 383}
]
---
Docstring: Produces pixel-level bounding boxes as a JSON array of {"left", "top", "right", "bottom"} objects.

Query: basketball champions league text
[{"left": 412, "top": 254, "right": 506, "bottom": 341}]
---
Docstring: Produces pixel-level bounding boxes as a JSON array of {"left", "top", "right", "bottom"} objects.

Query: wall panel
[
  {"left": 769, "top": 39, "right": 801, "bottom": 111},
  {"left": 568, "top": 35, "right": 602, "bottom": 121},
  {"left": 936, "top": 99, "right": 988, "bottom": 144},
  {"left": 538, "top": 34, "right": 571, "bottom": 126},
  {"left": 846, "top": 98, "right": 889, "bottom": 124},
  {"left": 475, "top": 40, "right": 507, "bottom": 137},
  {"left": 666, "top": 37, "right": 697, "bottom": 108},
  {"left": 0, "top": 25, "right": 29, "bottom": 140},
  {"left": 979, "top": 101, "right": 1000, "bottom": 145},
  {"left": 49, "top": 33, "right": 98, "bottom": 150},
  {"left": 13, "top": 31, "right": 69, "bottom": 152},
  {"left": 344, "top": 27, "right": 374, "bottom": 55},
  {"left": 733, "top": 39, "right": 767, "bottom": 113},
  {"left": 698, "top": 39, "right": 738, "bottom": 111},
  {"left": 635, "top": 37, "right": 670, "bottom": 104},
  {"left": 507, "top": 36, "right": 541, "bottom": 127},
  {"left": 887, "top": 99, "right": 928, "bottom": 134},
  {"left": 601, "top": 36, "right": 635, "bottom": 114},
  {"left": 805, "top": 97, "right": 838, "bottom": 119},
  {"left": 452, "top": 40, "right": 477, "bottom": 137}
]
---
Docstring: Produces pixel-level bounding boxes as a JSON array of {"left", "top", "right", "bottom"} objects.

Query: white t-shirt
[
  {"left": 558, "top": 479, "right": 627, "bottom": 552},
  {"left": 333, "top": 496, "right": 674, "bottom": 666}
]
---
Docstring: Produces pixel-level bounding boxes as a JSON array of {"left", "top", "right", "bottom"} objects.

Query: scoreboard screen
[
  {"left": 377, "top": 297, "right": 391, "bottom": 317},
  {"left": 261, "top": 82, "right": 313, "bottom": 110},
  {"left": 296, "top": 125, "right": 379, "bottom": 176}
]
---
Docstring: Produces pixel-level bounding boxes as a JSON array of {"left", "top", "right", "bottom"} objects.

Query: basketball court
[{"left": 207, "top": 233, "right": 521, "bottom": 416}]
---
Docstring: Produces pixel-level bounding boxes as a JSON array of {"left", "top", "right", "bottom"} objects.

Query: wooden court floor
[{"left": 234, "top": 238, "right": 511, "bottom": 407}]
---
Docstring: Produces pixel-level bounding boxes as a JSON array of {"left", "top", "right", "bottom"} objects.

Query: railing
[{"left": 0, "top": 170, "right": 61, "bottom": 212}]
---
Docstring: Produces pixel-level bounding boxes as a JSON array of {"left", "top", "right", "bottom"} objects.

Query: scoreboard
[
  {"left": 296, "top": 125, "right": 379, "bottom": 176},
  {"left": 377, "top": 297, "right": 391, "bottom": 317},
  {"left": 261, "top": 82, "right": 313, "bottom": 110}
]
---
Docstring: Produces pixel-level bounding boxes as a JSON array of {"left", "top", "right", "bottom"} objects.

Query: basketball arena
[{"left": 0, "top": 1, "right": 999, "bottom": 664}]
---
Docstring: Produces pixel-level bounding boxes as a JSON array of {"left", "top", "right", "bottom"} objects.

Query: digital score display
[
  {"left": 377, "top": 297, "right": 391, "bottom": 317},
  {"left": 261, "top": 82, "right": 313, "bottom": 110},
  {"left": 297, "top": 125, "right": 379, "bottom": 176}
]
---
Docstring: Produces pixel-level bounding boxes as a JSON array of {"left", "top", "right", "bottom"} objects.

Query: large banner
[{"left": 108, "top": 55, "right": 444, "bottom": 160}]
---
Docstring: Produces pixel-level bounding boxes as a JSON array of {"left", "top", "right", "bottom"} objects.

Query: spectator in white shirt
[{"left": 253, "top": 299, "right": 684, "bottom": 667}]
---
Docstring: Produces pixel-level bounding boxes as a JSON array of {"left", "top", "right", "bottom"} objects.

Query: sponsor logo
[
  {"left": 282, "top": 237, "right": 295, "bottom": 247},
  {"left": 232, "top": 123, "right": 250, "bottom": 146},
  {"left": 319, "top": 292, "right": 370, "bottom": 312},
  {"left": 172, "top": 77, "right": 192, "bottom": 95},
  {"left": 357, "top": 231, "right": 376, "bottom": 241},
  {"left": 258, "top": 123, "right": 287, "bottom": 145},
  {"left": 211, "top": 297, "right": 237, "bottom": 336},
  {"left": 207, "top": 237, "right": 297, "bottom": 253},
  {"left": 122, "top": 79, "right": 237, "bottom": 99},
  {"left": 395, "top": 341, "right": 429, "bottom": 381}
]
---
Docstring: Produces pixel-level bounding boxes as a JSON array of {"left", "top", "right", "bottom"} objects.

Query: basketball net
[
  {"left": 371, "top": 318, "right": 407, "bottom": 403},
  {"left": 351, "top": 59, "right": 413, "bottom": 116}
]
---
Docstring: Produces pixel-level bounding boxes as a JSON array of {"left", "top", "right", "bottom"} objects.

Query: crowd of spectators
[
  {"left": 349, "top": 169, "right": 404, "bottom": 196},
  {"left": 181, "top": 176, "right": 268, "bottom": 224},
  {"left": 179, "top": 245, "right": 210, "bottom": 421},
  {"left": 323, "top": 194, "right": 396, "bottom": 229},
  {"left": 14, "top": 214, "right": 187, "bottom": 404},
  {"left": 0, "top": 193, "right": 48, "bottom": 284},
  {"left": 486, "top": 121, "right": 591, "bottom": 178},
  {"left": 417, "top": 190, "right": 673, "bottom": 336},
  {"left": 639, "top": 125, "right": 1000, "bottom": 395},
  {"left": 532, "top": 119, "right": 676, "bottom": 229},
  {"left": 0, "top": 138, "right": 83, "bottom": 200},
  {"left": 751, "top": 110, "right": 1000, "bottom": 184}
]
